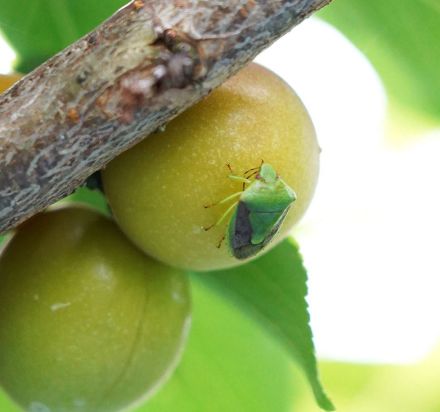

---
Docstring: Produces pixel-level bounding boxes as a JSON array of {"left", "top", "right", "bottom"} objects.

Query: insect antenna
[
  {"left": 243, "top": 165, "right": 260, "bottom": 176},
  {"left": 243, "top": 169, "right": 259, "bottom": 189},
  {"left": 243, "top": 159, "right": 265, "bottom": 186},
  {"left": 244, "top": 169, "right": 259, "bottom": 179}
]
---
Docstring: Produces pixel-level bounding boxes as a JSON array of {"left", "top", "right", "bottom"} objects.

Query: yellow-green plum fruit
[
  {"left": 0, "top": 206, "right": 191, "bottom": 412},
  {"left": 103, "top": 63, "right": 319, "bottom": 271}
]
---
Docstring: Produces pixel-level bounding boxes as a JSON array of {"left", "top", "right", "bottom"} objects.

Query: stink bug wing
[
  {"left": 260, "top": 206, "right": 291, "bottom": 246},
  {"left": 228, "top": 202, "right": 252, "bottom": 256},
  {"left": 248, "top": 209, "right": 286, "bottom": 245},
  {"left": 228, "top": 202, "right": 290, "bottom": 260}
]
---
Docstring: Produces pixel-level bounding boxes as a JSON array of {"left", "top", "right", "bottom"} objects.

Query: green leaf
[
  {"left": 318, "top": 0, "right": 440, "bottom": 121},
  {"left": 0, "top": 0, "right": 126, "bottom": 72},
  {"left": 0, "top": 390, "right": 20, "bottom": 412},
  {"left": 193, "top": 239, "right": 334, "bottom": 411},
  {"left": 137, "top": 277, "right": 297, "bottom": 412}
]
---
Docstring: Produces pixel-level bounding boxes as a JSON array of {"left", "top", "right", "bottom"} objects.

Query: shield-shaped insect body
[
  {"left": 204, "top": 163, "right": 296, "bottom": 259},
  {"left": 227, "top": 164, "right": 296, "bottom": 259}
]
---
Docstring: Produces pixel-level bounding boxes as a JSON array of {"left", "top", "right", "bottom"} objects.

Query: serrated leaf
[
  {"left": 0, "top": 0, "right": 126, "bottom": 72},
  {"left": 137, "top": 276, "right": 297, "bottom": 412},
  {"left": 193, "top": 239, "right": 334, "bottom": 411},
  {"left": 318, "top": 0, "right": 440, "bottom": 121}
]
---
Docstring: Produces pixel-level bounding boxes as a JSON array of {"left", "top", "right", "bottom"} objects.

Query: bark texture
[{"left": 0, "top": 0, "right": 331, "bottom": 233}]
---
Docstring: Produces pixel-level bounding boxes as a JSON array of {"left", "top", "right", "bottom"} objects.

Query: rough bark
[{"left": 0, "top": 0, "right": 331, "bottom": 233}]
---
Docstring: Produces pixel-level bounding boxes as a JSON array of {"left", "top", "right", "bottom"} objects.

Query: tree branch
[{"left": 0, "top": 0, "right": 331, "bottom": 233}]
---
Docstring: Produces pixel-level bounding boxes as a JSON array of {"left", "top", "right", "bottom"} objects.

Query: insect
[{"left": 204, "top": 162, "right": 296, "bottom": 259}]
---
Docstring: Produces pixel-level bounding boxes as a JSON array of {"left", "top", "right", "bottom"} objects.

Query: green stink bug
[{"left": 204, "top": 162, "right": 296, "bottom": 259}]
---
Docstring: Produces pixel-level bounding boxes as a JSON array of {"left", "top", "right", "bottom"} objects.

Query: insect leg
[
  {"left": 226, "top": 163, "right": 252, "bottom": 190},
  {"left": 216, "top": 201, "right": 239, "bottom": 226},
  {"left": 216, "top": 234, "right": 226, "bottom": 249},
  {"left": 227, "top": 174, "right": 251, "bottom": 191},
  {"left": 203, "top": 201, "right": 238, "bottom": 231},
  {"left": 204, "top": 191, "right": 242, "bottom": 208},
  {"left": 228, "top": 175, "right": 251, "bottom": 184},
  {"left": 244, "top": 169, "right": 259, "bottom": 179},
  {"left": 226, "top": 163, "right": 250, "bottom": 182}
]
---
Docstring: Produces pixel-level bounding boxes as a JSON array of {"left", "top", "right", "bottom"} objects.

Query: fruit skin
[
  {"left": 0, "top": 206, "right": 191, "bottom": 412},
  {"left": 0, "top": 73, "right": 22, "bottom": 93},
  {"left": 103, "top": 62, "right": 320, "bottom": 271}
]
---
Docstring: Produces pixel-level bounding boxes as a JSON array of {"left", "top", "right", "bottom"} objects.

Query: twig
[{"left": 0, "top": 0, "right": 331, "bottom": 233}]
